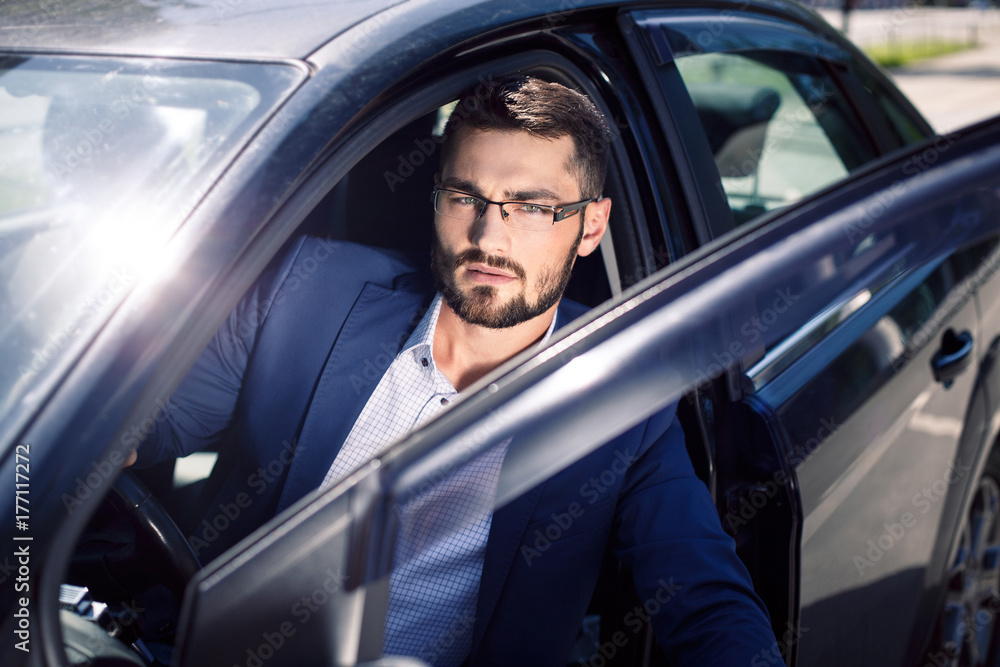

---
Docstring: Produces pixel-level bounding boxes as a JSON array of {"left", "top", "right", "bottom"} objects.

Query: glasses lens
[
  {"left": 433, "top": 190, "right": 557, "bottom": 230},
  {"left": 435, "top": 190, "right": 483, "bottom": 222},
  {"left": 501, "top": 202, "right": 555, "bottom": 231}
]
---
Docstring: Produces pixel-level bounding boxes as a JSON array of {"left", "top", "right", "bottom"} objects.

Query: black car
[{"left": 1, "top": 1, "right": 1000, "bottom": 666}]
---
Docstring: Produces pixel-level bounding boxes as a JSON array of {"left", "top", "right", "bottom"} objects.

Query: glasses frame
[{"left": 432, "top": 187, "right": 596, "bottom": 228}]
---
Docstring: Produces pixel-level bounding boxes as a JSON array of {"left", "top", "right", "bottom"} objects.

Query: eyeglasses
[{"left": 432, "top": 187, "right": 596, "bottom": 232}]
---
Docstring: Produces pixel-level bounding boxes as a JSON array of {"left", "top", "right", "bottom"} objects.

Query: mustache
[{"left": 453, "top": 248, "right": 526, "bottom": 282}]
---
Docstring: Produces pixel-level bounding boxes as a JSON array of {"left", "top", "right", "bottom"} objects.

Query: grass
[
  {"left": 863, "top": 39, "right": 975, "bottom": 69},
  {"left": 0, "top": 178, "right": 45, "bottom": 216}
]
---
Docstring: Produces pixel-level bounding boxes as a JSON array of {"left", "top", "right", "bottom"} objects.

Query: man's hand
[{"left": 124, "top": 449, "right": 137, "bottom": 467}]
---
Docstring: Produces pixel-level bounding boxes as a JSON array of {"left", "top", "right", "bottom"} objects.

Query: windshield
[{"left": 0, "top": 55, "right": 303, "bottom": 422}]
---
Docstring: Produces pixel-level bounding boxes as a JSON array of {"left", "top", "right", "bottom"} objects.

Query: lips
[
  {"left": 465, "top": 262, "right": 517, "bottom": 285},
  {"left": 448, "top": 248, "right": 526, "bottom": 283},
  {"left": 467, "top": 262, "right": 515, "bottom": 279}
]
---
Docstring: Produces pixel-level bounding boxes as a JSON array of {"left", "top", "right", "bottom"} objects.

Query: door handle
[{"left": 931, "top": 329, "right": 974, "bottom": 388}]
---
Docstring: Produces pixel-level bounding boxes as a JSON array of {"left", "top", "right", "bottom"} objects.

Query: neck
[{"left": 433, "top": 300, "right": 557, "bottom": 392}]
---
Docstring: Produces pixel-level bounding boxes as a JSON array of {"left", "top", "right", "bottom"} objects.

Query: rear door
[{"left": 621, "top": 8, "right": 998, "bottom": 664}]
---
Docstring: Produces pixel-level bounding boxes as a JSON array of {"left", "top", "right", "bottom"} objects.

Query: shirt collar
[{"left": 402, "top": 293, "right": 444, "bottom": 357}]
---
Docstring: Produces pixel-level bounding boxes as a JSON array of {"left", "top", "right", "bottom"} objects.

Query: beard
[{"left": 431, "top": 225, "right": 583, "bottom": 329}]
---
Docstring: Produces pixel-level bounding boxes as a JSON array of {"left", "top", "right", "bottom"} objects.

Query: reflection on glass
[{"left": 0, "top": 56, "right": 300, "bottom": 419}]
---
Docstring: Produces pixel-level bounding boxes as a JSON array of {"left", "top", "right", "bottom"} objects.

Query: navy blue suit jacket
[{"left": 137, "top": 237, "right": 776, "bottom": 665}]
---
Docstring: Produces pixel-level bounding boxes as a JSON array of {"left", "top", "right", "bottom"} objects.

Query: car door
[{"left": 169, "top": 115, "right": 1000, "bottom": 667}]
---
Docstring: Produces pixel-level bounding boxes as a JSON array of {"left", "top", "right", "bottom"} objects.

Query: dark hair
[{"left": 440, "top": 76, "right": 612, "bottom": 199}]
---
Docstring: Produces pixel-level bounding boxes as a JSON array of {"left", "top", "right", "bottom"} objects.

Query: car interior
[
  {"left": 63, "top": 61, "right": 778, "bottom": 667},
  {"left": 677, "top": 50, "right": 879, "bottom": 228}
]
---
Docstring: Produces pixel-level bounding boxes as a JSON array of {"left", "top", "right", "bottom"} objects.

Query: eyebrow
[
  {"left": 506, "top": 188, "right": 561, "bottom": 203},
  {"left": 439, "top": 178, "right": 563, "bottom": 203},
  {"left": 440, "top": 178, "right": 482, "bottom": 196}
]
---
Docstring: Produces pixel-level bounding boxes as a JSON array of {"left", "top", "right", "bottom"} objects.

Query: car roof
[
  {"left": 0, "top": 0, "right": 406, "bottom": 60},
  {"left": 0, "top": 0, "right": 834, "bottom": 61}
]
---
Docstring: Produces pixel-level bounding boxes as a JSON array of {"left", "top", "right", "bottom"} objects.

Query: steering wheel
[{"left": 70, "top": 470, "right": 201, "bottom": 606}]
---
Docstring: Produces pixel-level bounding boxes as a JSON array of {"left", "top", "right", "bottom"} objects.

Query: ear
[{"left": 577, "top": 197, "right": 611, "bottom": 257}]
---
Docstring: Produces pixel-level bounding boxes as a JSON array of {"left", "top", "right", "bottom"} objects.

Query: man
[{"left": 132, "top": 76, "right": 776, "bottom": 665}]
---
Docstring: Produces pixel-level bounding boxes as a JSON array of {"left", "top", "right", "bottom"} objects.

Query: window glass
[
  {"left": 848, "top": 61, "right": 928, "bottom": 148},
  {"left": 675, "top": 51, "right": 876, "bottom": 225},
  {"left": 0, "top": 56, "right": 302, "bottom": 421}
]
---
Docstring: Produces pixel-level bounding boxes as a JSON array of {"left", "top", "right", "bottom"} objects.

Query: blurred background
[{"left": 805, "top": 0, "right": 1000, "bottom": 132}]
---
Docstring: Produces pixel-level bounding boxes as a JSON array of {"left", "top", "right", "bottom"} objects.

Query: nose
[{"left": 470, "top": 201, "right": 511, "bottom": 253}]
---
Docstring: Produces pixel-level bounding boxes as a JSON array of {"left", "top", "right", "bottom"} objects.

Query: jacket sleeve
[
  {"left": 610, "top": 405, "right": 779, "bottom": 665},
  {"left": 131, "top": 238, "right": 308, "bottom": 468}
]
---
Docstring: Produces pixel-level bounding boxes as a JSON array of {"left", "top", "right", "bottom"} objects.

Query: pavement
[{"left": 817, "top": 7, "right": 1000, "bottom": 134}]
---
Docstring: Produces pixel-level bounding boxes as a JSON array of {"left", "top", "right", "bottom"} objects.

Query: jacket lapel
[
  {"left": 276, "top": 278, "right": 429, "bottom": 512},
  {"left": 470, "top": 485, "right": 544, "bottom": 654}
]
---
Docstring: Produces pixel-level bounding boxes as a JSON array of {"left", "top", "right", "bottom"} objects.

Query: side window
[
  {"left": 628, "top": 10, "right": 892, "bottom": 232},
  {"left": 675, "top": 50, "right": 876, "bottom": 225}
]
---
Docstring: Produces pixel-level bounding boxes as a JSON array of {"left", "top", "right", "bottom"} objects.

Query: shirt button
[
  {"left": 440, "top": 397, "right": 449, "bottom": 405},
  {"left": 421, "top": 358, "right": 429, "bottom": 367}
]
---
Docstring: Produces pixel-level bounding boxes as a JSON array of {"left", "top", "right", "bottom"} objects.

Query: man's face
[{"left": 432, "top": 128, "right": 609, "bottom": 329}]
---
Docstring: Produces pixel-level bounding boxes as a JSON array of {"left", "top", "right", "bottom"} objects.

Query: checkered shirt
[{"left": 321, "top": 294, "right": 556, "bottom": 666}]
